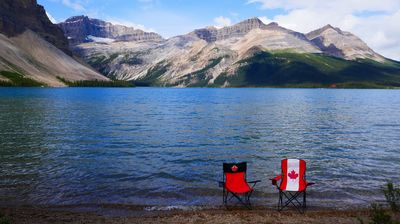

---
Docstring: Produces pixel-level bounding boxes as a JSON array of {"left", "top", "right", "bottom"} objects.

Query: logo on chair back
[
  {"left": 288, "top": 170, "right": 298, "bottom": 180},
  {"left": 231, "top": 165, "right": 238, "bottom": 172}
]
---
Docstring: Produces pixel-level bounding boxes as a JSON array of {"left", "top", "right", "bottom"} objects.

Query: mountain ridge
[
  {"left": 0, "top": 0, "right": 109, "bottom": 86},
  {"left": 58, "top": 15, "right": 164, "bottom": 45},
  {"left": 61, "top": 15, "right": 392, "bottom": 63},
  {"left": 3, "top": 1, "right": 397, "bottom": 88},
  {"left": 306, "top": 24, "right": 384, "bottom": 62},
  {"left": 59, "top": 15, "right": 400, "bottom": 88},
  {"left": 0, "top": 0, "right": 70, "bottom": 54}
]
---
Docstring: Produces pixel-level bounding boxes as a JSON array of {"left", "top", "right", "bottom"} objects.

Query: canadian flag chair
[
  {"left": 219, "top": 162, "right": 261, "bottom": 209},
  {"left": 271, "top": 159, "right": 314, "bottom": 213}
]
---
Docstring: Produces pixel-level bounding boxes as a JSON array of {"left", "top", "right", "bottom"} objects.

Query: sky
[{"left": 39, "top": 0, "right": 400, "bottom": 60}]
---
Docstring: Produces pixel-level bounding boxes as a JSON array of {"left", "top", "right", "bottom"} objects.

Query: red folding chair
[
  {"left": 271, "top": 159, "right": 314, "bottom": 213},
  {"left": 219, "top": 162, "right": 261, "bottom": 209}
]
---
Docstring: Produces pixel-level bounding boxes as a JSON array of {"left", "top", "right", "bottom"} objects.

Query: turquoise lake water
[{"left": 0, "top": 88, "right": 399, "bottom": 208}]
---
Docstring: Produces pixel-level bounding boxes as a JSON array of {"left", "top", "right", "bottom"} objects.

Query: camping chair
[
  {"left": 271, "top": 159, "right": 314, "bottom": 213},
  {"left": 219, "top": 162, "right": 261, "bottom": 209}
]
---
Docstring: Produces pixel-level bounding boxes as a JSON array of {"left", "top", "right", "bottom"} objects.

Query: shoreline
[{"left": 2, "top": 204, "right": 397, "bottom": 224}]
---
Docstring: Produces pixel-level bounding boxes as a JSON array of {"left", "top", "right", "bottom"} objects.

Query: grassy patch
[
  {"left": 0, "top": 71, "right": 45, "bottom": 87},
  {"left": 367, "top": 204, "right": 394, "bottom": 224},
  {"left": 0, "top": 212, "right": 11, "bottom": 224},
  {"left": 136, "top": 61, "right": 171, "bottom": 86},
  {"left": 360, "top": 181, "right": 400, "bottom": 224},
  {"left": 86, "top": 53, "right": 120, "bottom": 76},
  {"left": 384, "top": 182, "right": 400, "bottom": 212},
  {"left": 178, "top": 57, "right": 224, "bottom": 87},
  {"left": 57, "top": 77, "right": 134, "bottom": 87},
  {"left": 121, "top": 54, "right": 144, "bottom": 66}
]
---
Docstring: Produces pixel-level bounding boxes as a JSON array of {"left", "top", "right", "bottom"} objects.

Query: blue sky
[
  {"left": 39, "top": 0, "right": 400, "bottom": 60},
  {"left": 39, "top": 0, "right": 284, "bottom": 38}
]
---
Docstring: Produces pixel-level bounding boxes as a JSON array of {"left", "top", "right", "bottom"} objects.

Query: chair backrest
[
  {"left": 223, "top": 162, "right": 247, "bottom": 189},
  {"left": 280, "top": 159, "right": 307, "bottom": 191}
]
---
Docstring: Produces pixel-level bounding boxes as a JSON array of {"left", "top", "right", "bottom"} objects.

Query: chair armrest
[
  {"left": 248, "top": 180, "right": 261, "bottom": 188},
  {"left": 270, "top": 175, "right": 282, "bottom": 185},
  {"left": 218, "top": 181, "right": 225, "bottom": 188},
  {"left": 248, "top": 180, "right": 261, "bottom": 184}
]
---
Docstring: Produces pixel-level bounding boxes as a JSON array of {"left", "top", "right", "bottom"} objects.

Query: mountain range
[
  {"left": 1, "top": 0, "right": 400, "bottom": 87},
  {"left": 60, "top": 16, "right": 400, "bottom": 88}
]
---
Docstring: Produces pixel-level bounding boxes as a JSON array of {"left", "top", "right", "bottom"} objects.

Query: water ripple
[{"left": 0, "top": 88, "right": 400, "bottom": 207}]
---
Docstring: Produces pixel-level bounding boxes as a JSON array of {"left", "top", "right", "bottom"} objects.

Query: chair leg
[
  {"left": 278, "top": 190, "right": 307, "bottom": 213},
  {"left": 246, "top": 193, "right": 252, "bottom": 209},
  {"left": 223, "top": 189, "right": 228, "bottom": 206},
  {"left": 222, "top": 189, "right": 224, "bottom": 205},
  {"left": 278, "top": 190, "right": 283, "bottom": 211},
  {"left": 224, "top": 192, "right": 253, "bottom": 210}
]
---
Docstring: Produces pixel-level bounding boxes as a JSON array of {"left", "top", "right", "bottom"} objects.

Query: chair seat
[
  {"left": 279, "top": 186, "right": 306, "bottom": 192},
  {"left": 226, "top": 183, "right": 252, "bottom": 194},
  {"left": 225, "top": 172, "right": 252, "bottom": 193},
  {"left": 279, "top": 181, "right": 314, "bottom": 192}
]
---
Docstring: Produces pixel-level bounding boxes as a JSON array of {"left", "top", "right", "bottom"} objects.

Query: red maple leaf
[
  {"left": 231, "top": 165, "right": 238, "bottom": 172},
  {"left": 288, "top": 170, "right": 298, "bottom": 180}
]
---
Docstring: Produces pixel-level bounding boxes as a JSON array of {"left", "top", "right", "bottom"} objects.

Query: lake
[{"left": 0, "top": 88, "right": 399, "bottom": 209}]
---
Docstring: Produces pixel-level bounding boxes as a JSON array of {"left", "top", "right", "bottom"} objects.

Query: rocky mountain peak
[
  {"left": 306, "top": 24, "right": 384, "bottom": 61},
  {"left": 191, "top": 17, "right": 269, "bottom": 42},
  {"left": 235, "top": 17, "right": 266, "bottom": 28},
  {"left": 306, "top": 24, "right": 343, "bottom": 40},
  {"left": 64, "top": 15, "right": 88, "bottom": 23},
  {"left": 322, "top": 24, "right": 334, "bottom": 30},
  {"left": 266, "top": 22, "right": 279, "bottom": 27},
  {"left": 58, "top": 16, "right": 164, "bottom": 45},
  {"left": 0, "top": 0, "right": 107, "bottom": 86},
  {"left": 0, "top": 0, "right": 70, "bottom": 54}
]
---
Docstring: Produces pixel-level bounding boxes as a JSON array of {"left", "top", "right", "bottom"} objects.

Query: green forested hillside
[{"left": 213, "top": 52, "right": 400, "bottom": 88}]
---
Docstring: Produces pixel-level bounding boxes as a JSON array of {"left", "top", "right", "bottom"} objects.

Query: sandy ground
[{"left": 2, "top": 205, "right": 398, "bottom": 224}]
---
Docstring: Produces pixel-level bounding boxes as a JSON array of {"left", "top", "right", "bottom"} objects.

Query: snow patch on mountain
[{"left": 87, "top": 35, "right": 115, "bottom": 43}]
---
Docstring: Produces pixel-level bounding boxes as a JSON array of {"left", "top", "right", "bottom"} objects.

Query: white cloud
[
  {"left": 136, "top": 0, "right": 159, "bottom": 10},
  {"left": 213, "top": 16, "right": 232, "bottom": 29},
  {"left": 247, "top": 0, "right": 400, "bottom": 12},
  {"left": 248, "top": 0, "right": 400, "bottom": 60},
  {"left": 46, "top": 11, "right": 57, "bottom": 24},
  {"left": 61, "top": 0, "right": 85, "bottom": 12}
]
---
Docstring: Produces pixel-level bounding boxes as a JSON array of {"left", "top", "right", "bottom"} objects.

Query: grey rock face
[
  {"left": 0, "top": 2, "right": 108, "bottom": 86},
  {"left": 58, "top": 16, "right": 164, "bottom": 45},
  {"left": 0, "top": 30, "right": 109, "bottom": 86},
  {"left": 191, "top": 18, "right": 309, "bottom": 45},
  {"left": 306, "top": 24, "right": 385, "bottom": 61},
  {"left": 68, "top": 18, "right": 391, "bottom": 87},
  {"left": 191, "top": 17, "right": 269, "bottom": 42},
  {"left": 72, "top": 19, "right": 322, "bottom": 85},
  {"left": 0, "top": 0, "right": 70, "bottom": 54}
]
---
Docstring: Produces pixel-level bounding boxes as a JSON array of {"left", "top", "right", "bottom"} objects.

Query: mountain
[
  {"left": 191, "top": 17, "right": 268, "bottom": 42},
  {"left": 0, "top": 0, "right": 69, "bottom": 54},
  {"left": 0, "top": 0, "right": 108, "bottom": 86},
  {"left": 306, "top": 24, "right": 385, "bottom": 62},
  {"left": 58, "top": 16, "right": 164, "bottom": 45},
  {"left": 62, "top": 16, "right": 400, "bottom": 88},
  {"left": 191, "top": 18, "right": 309, "bottom": 44}
]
